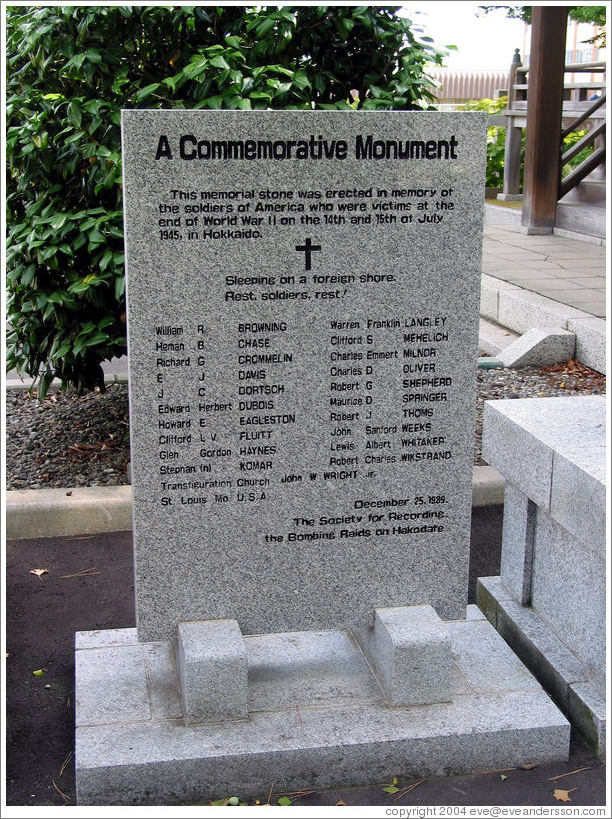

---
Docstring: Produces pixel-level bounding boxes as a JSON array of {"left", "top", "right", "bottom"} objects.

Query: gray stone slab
[
  {"left": 465, "top": 603, "right": 486, "bottom": 621},
  {"left": 122, "top": 110, "right": 487, "bottom": 640},
  {"left": 5, "top": 486, "right": 133, "bottom": 540},
  {"left": 482, "top": 395, "right": 605, "bottom": 512},
  {"left": 77, "top": 630, "right": 182, "bottom": 720},
  {"left": 550, "top": 448, "right": 606, "bottom": 553},
  {"left": 568, "top": 682, "right": 607, "bottom": 759},
  {"left": 76, "top": 627, "right": 138, "bottom": 650},
  {"left": 77, "top": 696, "right": 569, "bottom": 806},
  {"left": 567, "top": 316, "right": 606, "bottom": 375},
  {"left": 496, "top": 599, "right": 586, "bottom": 711},
  {"left": 498, "top": 327, "right": 575, "bottom": 368},
  {"left": 143, "top": 642, "right": 183, "bottom": 720},
  {"left": 176, "top": 619, "right": 247, "bottom": 724},
  {"left": 482, "top": 400, "right": 554, "bottom": 510},
  {"left": 75, "top": 644, "right": 151, "bottom": 725},
  {"left": 246, "top": 629, "right": 382, "bottom": 710},
  {"left": 75, "top": 623, "right": 569, "bottom": 805},
  {"left": 499, "top": 483, "right": 535, "bottom": 605},
  {"left": 531, "top": 511, "right": 606, "bottom": 690},
  {"left": 449, "top": 619, "right": 541, "bottom": 695}
]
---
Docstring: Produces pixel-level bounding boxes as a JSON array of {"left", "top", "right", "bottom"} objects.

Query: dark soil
[{"left": 4, "top": 515, "right": 608, "bottom": 809}]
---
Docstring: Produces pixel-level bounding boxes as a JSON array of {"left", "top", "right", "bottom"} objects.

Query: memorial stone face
[{"left": 122, "top": 110, "right": 487, "bottom": 640}]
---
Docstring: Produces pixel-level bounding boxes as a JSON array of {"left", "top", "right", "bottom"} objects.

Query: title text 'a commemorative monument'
[{"left": 74, "top": 112, "right": 569, "bottom": 805}]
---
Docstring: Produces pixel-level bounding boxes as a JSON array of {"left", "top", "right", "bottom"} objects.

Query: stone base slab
[
  {"left": 477, "top": 576, "right": 606, "bottom": 759},
  {"left": 75, "top": 607, "right": 570, "bottom": 806}
]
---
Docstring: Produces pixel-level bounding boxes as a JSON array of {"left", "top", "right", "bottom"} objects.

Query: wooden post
[
  {"left": 521, "top": 6, "right": 568, "bottom": 232},
  {"left": 500, "top": 49, "right": 523, "bottom": 199}
]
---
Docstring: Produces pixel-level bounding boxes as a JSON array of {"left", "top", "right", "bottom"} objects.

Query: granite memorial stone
[{"left": 121, "top": 110, "right": 486, "bottom": 640}]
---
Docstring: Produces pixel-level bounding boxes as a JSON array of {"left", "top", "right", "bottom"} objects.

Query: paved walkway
[{"left": 483, "top": 223, "right": 607, "bottom": 319}]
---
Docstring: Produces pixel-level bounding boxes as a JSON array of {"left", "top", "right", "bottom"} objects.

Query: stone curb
[
  {"left": 480, "top": 274, "right": 606, "bottom": 374},
  {"left": 6, "top": 466, "right": 505, "bottom": 541}
]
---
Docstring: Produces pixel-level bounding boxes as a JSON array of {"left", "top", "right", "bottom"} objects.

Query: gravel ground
[{"left": 5, "top": 360, "right": 606, "bottom": 490}]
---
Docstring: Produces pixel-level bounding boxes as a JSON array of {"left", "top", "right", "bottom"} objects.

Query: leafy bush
[
  {"left": 6, "top": 5, "right": 449, "bottom": 396},
  {"left": 561, "top": 128, "right": 595, "bottom": 178},
  {"left": 458, "top": 96, "right": 516, "bottom": 189}
]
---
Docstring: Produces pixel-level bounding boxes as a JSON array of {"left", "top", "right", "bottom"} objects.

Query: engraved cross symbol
[{"left": 295, "top": 237, "right": 321, "bottom": 271}]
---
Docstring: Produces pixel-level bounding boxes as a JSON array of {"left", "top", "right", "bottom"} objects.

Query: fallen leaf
[
  {"left": 554, "top": 788, "right": 576, "bottom": 802},
  {"left": 336, "top": 801, "right": 347, "bottom": 806},
  {"left": 383, "top": 777, "right": 400, "bottom": 794},
  {"left": 500, "top": 774, "right": 508, "bottom": 781},
  {"left": 33, "top": 669, "right": 45, "bottom": 677},
  {"left": 30, "top": 568, "right": 48, "bottom": 579},
  {"left": 521, "top": 763, "right": 538, "bottom": 771}
]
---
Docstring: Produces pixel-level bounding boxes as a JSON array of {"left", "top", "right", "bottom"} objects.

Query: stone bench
[{"left": 477, "top": 394, "right": 606, "bottom": 757}]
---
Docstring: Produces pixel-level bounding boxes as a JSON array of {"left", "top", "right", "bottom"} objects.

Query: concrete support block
[
  {"left": 551, "top": 445, "right": 606, "bottom": 550},
  {"left": 500, "top": 484, "right": 536, "bottom": 605},
  {"left": 176, "top": 620, "right": 247, "bottom": 725},
  {"left": 482, "top": 396, "right": 605, "bottom": 513},
  {"left": 482, "top": 400, "right": 554, "bottom": 511},
  {"left": 371, "top": 605, "right": 451, "bottom": 706},
  {"left": 498, "top": 327, "right": 575, "bottom": 368}
]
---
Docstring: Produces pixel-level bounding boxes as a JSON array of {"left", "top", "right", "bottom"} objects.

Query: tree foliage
[
  {"left": 477, "top": 5, "right": 606, "bottom": 43},
  {"left": 6, "top": 5, "right": 449, "bottom": 396}
]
